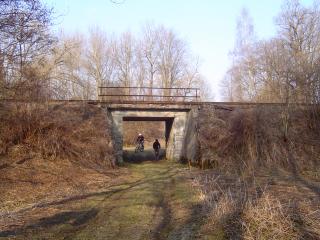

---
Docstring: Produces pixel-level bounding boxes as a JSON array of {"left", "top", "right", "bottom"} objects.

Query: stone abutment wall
[{"left": 106, "top": 106, "right": 199, "bottom": 163}]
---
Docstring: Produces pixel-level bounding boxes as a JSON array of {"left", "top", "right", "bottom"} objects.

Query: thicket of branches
[
  {"left": 0, "top": 0, "right": 208, "bottom": 101},
  {"left": 0, "top": 0, "right": 55, "bottom": 100},
  {"left": 222, "top": 0, "right": 320, "bottom": 105},
  {"left": 51, "top": 25, "right": 208, "bottom": 100}
]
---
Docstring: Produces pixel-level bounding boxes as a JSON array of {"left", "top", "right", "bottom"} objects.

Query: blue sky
[{"left": 44, "top": 0, "right": 314, "bottom": 100}]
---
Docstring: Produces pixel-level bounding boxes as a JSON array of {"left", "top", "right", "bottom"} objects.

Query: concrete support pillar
[
  {"left": 182, "top": 108, "right": 200, "bottom": 163},
  {"left": 164, "top": 114, "right": 187, "bottom": 161},
  {"left": 108, "top": 109, "right": 190, "bottom": 163},
  {"left": 110, "top": 113, "right": 124, "bottom": 164},
  {"left": 165, "top": 119, "right": 173, "bottom": 148}
]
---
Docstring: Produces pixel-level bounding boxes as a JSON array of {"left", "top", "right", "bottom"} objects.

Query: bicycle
[{"left": 135, "top": 141, "right": 144, "bottom": 153}]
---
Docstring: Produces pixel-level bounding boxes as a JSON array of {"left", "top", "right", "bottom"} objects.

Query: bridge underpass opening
[
  {"left": 108, "top": 108, "right": 192, "bottom": 163},
  {"left": 122, "top": 117, "right": 173, "bottom": 162}
]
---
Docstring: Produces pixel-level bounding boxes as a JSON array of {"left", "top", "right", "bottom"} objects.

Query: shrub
[
  {"left": 198, "top": 105, "right": 320, "bottom": 173},
  {"left": 0, "top": 102, "right": 115, "bottom": 169}
]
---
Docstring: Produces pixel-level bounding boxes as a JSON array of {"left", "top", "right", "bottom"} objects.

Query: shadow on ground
[
  {"left": 0, "top": 209, "right": 98, "bottom": 237},
  {"left": 0, "top": 156, "right": 211, "bottom": 240},
  {"left": 123, "top": 148, "right": 166, "bottom": 163}
]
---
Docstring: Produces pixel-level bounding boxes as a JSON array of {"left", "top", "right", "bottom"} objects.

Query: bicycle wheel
[
  {"left": 135, "top": 145, "right": 139, "bottom": 153},
  {"left": 140, "top": 145, "right": 144, "bottom": 152}
]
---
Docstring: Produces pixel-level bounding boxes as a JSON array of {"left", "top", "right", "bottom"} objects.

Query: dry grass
[
  {"left": 297, "top": 200, "right": 320, "bottom": 238},
  {"left": 194, "top": 171, "right": 320, "bottom": 239},
  {"left": 0, "top": 102, "right": 118, "bottom": 214},
  {"left": 196, "top": 105, "right": 320, "bottom": 238},
  {"left": 0, "top": 102, "right": 114, "bottom": 167},
  {"left": 242, "top": 194, "right": 298, "bottom": 240},
  {"left": 198, "top": 105, "right": 320, "bottom": 173}
]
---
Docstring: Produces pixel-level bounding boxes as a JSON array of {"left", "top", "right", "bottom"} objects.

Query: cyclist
[
  {"left": 153, "top": 139, "right": 161, "bottom": 160},
  {"left": 136, "top": 133, "right": 144, "bottom": 150}
]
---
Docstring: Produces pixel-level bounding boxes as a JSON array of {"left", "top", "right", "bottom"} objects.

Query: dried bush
[
  {"left": 194, "top": 172, "right": 320, "bottom": 239},
  {"left": 0, "top": 102, "right": 114, "bottom": 169},
  {"left": 296, "top": 200, "right": 320, "bottom": 239},
  {"left": 242, "top": 194, "right": 298, "bottom": 240},
  {"left": 198, "top": 105, "right": 320, "bottom": 173},
  {"left": 0, "top": 102, "right": 118, "bottom": 214},
  {"left": 194, "top": 172, "right": 253, "bottom": 238},
  {"left": 195, "top": 104, "right": 320, "bottom": 239}
]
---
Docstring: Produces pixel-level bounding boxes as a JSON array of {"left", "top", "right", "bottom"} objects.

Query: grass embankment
[
  {"left": 0, "top": 102, "right": 116, "bottom": 215},
  {"left": 195, "top": 105, "right": 320, "bottom": 239},
  {"left": 1, "top": 102, "right": 319, "bottom": 239}
]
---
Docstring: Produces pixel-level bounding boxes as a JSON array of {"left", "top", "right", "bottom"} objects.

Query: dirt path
[{"left": 0, "top": 151, "right": 213, "bottom": 240}]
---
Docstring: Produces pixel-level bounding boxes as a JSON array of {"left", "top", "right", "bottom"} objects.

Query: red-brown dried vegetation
[
  {"left": 195, "top": 105, "right": 320, "bottom": 239},
  {"left": 0, "top": 102, "right": 117, "bottom": 214}
]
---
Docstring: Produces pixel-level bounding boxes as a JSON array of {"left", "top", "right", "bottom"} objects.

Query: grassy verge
[{"left": 0, "top": 158, "right": 217, "bottom": 239}]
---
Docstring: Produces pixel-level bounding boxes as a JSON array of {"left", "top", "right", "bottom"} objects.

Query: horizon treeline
[
  {"left": 223, "top": 0, "right": 320, "bottom": 104},
  {"left": 0, "top": 0, "right": 209, "bottom": 101},
  {"left": 1, "top": 0, "right": 320, "bottom": 104}
]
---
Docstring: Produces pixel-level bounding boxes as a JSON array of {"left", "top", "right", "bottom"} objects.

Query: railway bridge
[
  {"left": 99, "top": 86, "right": 201, "bottom": 163},
  {"left": 98, "top": 86, "right": 289, "bottom": 163}
]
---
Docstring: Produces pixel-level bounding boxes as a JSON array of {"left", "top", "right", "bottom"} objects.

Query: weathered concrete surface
[
  {"left": 105, "top": 102, "right": 274, "bottom": 164},
  {"left": 108, "top": 109, "right": 189, "bottom": 163},
  {"left": 182, "top": 107, "right": 200, "bottom": 163}
]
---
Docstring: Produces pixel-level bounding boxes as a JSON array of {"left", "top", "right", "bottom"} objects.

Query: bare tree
[
  {"left": 222, "top": 1, "right": 320, "bottom": 105},
  {"left": 113, "top": 32, "right": 135, "bottom": 98},
  {"left": 85, "top": 27, "right": 116, "bottom": 98},
  {"left": 48, "top": 24, "right": 208, "bottom": 101},
  {"left": 223, "top": 8, "right": 256, "bottom": 101},
  {"left": 276, "top": 0, "right": 320, "bottom": 104},
  {"left": 51, "top": 33, "right": 95, "bottom": 100},
  {"left": 222, "top": 0, "right": 320, "bottom": 140},
  {"left": 157, "top": 27, "right": 188, "bottom": 99},
  {"left": 0, "top": 0, "right": 55, "bottom": 99},
  {"left": 139, "top": 23, "right": 160, "bottom": 97}
]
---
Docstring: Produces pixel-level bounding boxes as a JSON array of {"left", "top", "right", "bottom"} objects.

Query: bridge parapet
[
  {"left": 98, "top": 86, "right": 200, "bottom": 103},
  {"left": 104, "top": 103, "right": 196, "bottom": 111}
]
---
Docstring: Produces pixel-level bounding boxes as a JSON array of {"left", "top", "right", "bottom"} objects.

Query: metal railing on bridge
[{"left": 98, "top": 86, "right": 200, "bottom": 103}]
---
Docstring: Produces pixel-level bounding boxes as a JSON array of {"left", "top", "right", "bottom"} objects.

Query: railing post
[{"left": 196, "top": 89, "right": 198, "bottom": 101}]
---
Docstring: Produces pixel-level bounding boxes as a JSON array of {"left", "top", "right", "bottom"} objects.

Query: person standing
[{"left": 153, "top": 139, "right": 161, "bottom": 160}]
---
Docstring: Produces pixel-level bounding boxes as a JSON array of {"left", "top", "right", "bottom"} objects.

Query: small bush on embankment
[
  {"left": 0, "top": 102, "right": 117, "bottom": 213},
  {"left": 195, "top": 104, "right": 320, "bottom": 239}
]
